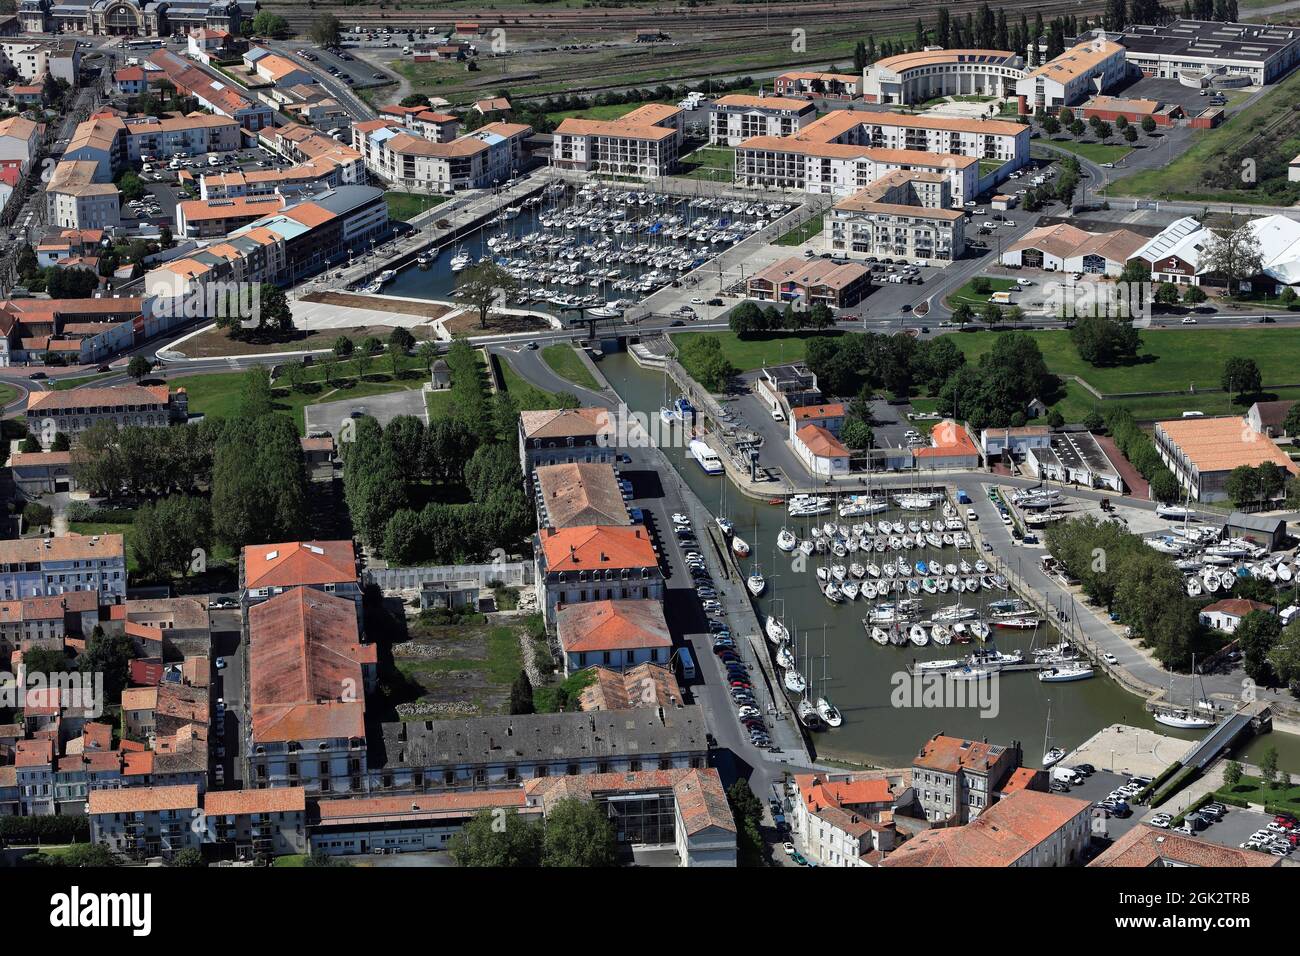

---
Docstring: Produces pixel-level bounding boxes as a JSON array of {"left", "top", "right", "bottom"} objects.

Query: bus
[{"left": 677, "top": 646, "right": 696, "bottom": 681}]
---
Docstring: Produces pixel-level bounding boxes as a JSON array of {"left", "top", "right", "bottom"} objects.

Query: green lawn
[
  {"left": 948, "top": 327, "right": 1300, "bottom": 397},
  {"left": 499, "top": 357, "right": 572, "bottom": 410},
  {"left": 1216, "top": 774, "right": 1300, "bottom": 816},
  {"left": 676, "top": 146, "right": 735, "bottom": 183},
  {"left": 272, "top": 854, "right": 310, "bottom": 867},
  {"left": 1110, "top": 66, "right": 1300, "bottom": 203},
  {"left": 541, "top": 344, "right": 600, "bottom": 390},
  {"left": 1042, "top": 139, "right": 1133, "bottom": 165},
  {"left": 52, "top": 373, "right": 114, "bottom": 391},
  {"left": 0, "top": 381, "right": 19, "bottom": 407},
  {"left": 978, "top": 159, "right": 1006, "bottom": 178},
  {"left": 671, "top": 330, "right": 837, "bottom": 371},
  {"left": 945, "top": 277, "right": 1019, "bottom": 310},
  {"left": 774, "top": 218, "right": 824, "bottom": 246},
  {"left": 384, "top": 192, "right": 449, "bottom": 222}
]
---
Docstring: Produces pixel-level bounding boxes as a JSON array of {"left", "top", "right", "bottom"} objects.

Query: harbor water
[{"left": 599, "top": 351, "right": 1300, "bottom": 770}]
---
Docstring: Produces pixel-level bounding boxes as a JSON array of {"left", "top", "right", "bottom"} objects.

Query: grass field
[
  {"left": 774, "top": 218, "right": 824, "bottom": 246},
  {"left": 541, "top": 344, "right": 600, "bottom": 390},
  {"left": 545, "top": 101, "right": 659, "bottom": 124},
  {"left": 1043, "top": 139, "right": 1133, "bottom": 165},
  {"left": 676, "top": 146, "right": 734, "bottom": 183},
  {"left": 1110, "top": 67, "right": 1300, "bottom": 203},
  {"left": 68, "top": 522, "right": 138, "bottom": 573},
  {"left": 51, "top": 373, "right": 114, "bottom": 391},
  {"left": 0, "top": 381, "right": 19, "bottom": 407},
  {"left": 945, "top": 277, "right": 1019, "bottom": 310},
  {"left": 384, "top": 192, "right": 449, "bottom": 221},
  {"left": 949, "top": 327, "right": 1300, "bottom": 397},
  {"left": 1216, "top": 774, "right": 1300, "bottom": 816},
  {"left": 671, "top": 330, "right": 836, "bottom": 371},
  {"left": 500, "top": 357, "right": 573, "bottom": 410}
]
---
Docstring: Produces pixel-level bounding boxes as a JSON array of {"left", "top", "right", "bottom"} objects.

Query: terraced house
[
  {"left": 535, "top": 524, "right": 663, "bottom": 623},
  {"left": 709, "top": 94, "right": 816, "bottom": 147},
  {"left": 25, "top": 383, "right": 187, "bottom": 444},
  {"left": 0, "top": 532, "right": 126, "bottom": 602}
]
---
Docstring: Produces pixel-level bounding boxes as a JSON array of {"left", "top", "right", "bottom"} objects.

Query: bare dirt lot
[
  {"left": 175, "top": 322, "right": 439, "bottom": 358},
  {"left": 442, "top": 310, "right": 550, "bottom": 337},
  {"left": 302, "top": 292, "right": 453, "bottom": 318}
]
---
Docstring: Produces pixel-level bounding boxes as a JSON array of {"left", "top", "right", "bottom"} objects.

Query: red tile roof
[
  {"left": 205, "top": 788, "right": 306, "bottom": 815},
  {"left": 557, "top": 599, "right": 672, "bottom": 654},
  {"left": 242, "top": 540, "right": 356, "bottom": 590},
  {"left": 540, "top": 525, "right": 657, "bottom": 573},
  {"left": 1091, "top": 824, "right": 1280, "bottom": 867},
  {"left": 89, "top": 784, "right": 199, "bottom": 814}
]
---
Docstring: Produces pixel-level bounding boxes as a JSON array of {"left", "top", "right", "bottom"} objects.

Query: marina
[
  {"left": 597, "top": 351, "right": 1298, "bottom": 768},
  {"left": 380, "top": 182, "right": 795, "bottom": 314}
]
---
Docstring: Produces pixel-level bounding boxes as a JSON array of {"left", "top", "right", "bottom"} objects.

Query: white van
[{"left": 1051, "top": 766, "right": 1083, "bottom": 786}]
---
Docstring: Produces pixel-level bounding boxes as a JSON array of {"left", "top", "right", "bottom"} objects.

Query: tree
[
  {"left": 249, "top": 10, "right": 289, "bottom": 37},
  {"left": 239, "top": 365, "right": 275, "bottom": 419},
  {"left": 509, "top": 670, "right": 534, "bottom": 715},
  {"left": 1122, "top": 125, "right": 1138, "bottom": 144},
  {"left": 454, "top": 262, "right": 519, "bottom": 329},
  {"left": 1223, "top": 759, "right": 1243, "bottom": 789},
  {"left": 1005, "top": 305, "right": 1025, "bottom": 327},
  {"left": 1220, "top": 356, "right": 1261, "bottom": 402},
  {"left": 727, "top": 779, "right": 764, "bottom": 866},
  {"left": 388, "top": 327, "right": 415, "bottom": 356},
  {"left": 332, "top": 335, "right": 354, "bottom": 360},
  {"left": 952, "top": 303, "right": 974, "bottom": 327},
  {"left": 1148, "top": 468, "right": 1180, "bottom": 504},
  {"left": 309, "top": 13, "right": 342, "bottom": 47},
  {"left": 541, "top": 797, "right": 618, "bottom": 867},
  {"left": 841, "top": 417, "right": 873, "bottom": 451},
  {"left": 133, "top": 496, "right": 212, "bottom": 582},
  {"left": 118, "top": 170, "right": 145, "bottom": 202},
  {"left": 1203, "top": 217, "right": 1264, "bottom": 291},
  {"left": 1283, "top": 401, "right": 1300, "bottom": 439},
  {"left": 127, "top": 355, "right": 151, "bottom": 380},
  {"left": 79, "top": 625, "right": 135, "bottom": 703},
  {"left": 1182, "top": 284, "right": 1207, "bottom": 305},
  {"left": 1260, "top": 746, "right": 1279, "bottom": 788},
  {"left": 982, "top": 302, "right": 1003, "bottom": 326},
  {"left": 256, "top": 283, "right": 292, "bottom": 335},
  {"left": 1154, "top": 282, "right": 1181, "bottom": 307},
  {"left": 170, "top": 847, "right": 206, "bottom": 867},
  {"left": 70, "top": 421, "right": 124, "bottom": 498},
  {"left": 1237, "top": 610, "right": 1282, "bottom": 685},
  {"left": 1047, "top": 409, "right": 1065, "bottom": 428},
  {"left": 1070, "top": 315, "right": 1141, "bottom": 366},
  {"left": 1268, "top": 623, "right": 1300, "bottom": 691},
  {"left": 1141, "top": 115, "right": 1156, "bottom": 134},
  {"left": 22, "top": 502, "right": 53, "bottom": 530},
  {"left": 449, "top": 808, "right": 542, "bottom": 866}
]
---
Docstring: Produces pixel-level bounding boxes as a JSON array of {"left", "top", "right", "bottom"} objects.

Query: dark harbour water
[{"left": 599, "top": 351, "right": 1300, "bottom": 771}]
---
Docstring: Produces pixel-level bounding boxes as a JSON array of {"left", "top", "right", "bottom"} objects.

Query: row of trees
[
  {"left": 936, "top": 332, "right": 1057, "bottom": 430},
  {"left": 677, "top": 334, "right": 739, "bottom": 392},
  {"left": 1045, "top": 515, "right": 1207, "bottom": 668},
  {"left": 1225, "top": 462, "right": 1289, "bottom": 510},
  {"left": 449, "top": 801, "right": 617, "bottom": 867},
  {"left": 1103, "top": 407, "right": 1181, "bottom": 503},
  {"left": 728, "top": 301, "right": 835, "bottom": 335}
]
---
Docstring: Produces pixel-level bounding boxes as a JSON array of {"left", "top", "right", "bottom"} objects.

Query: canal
[{"left": 599, "top": 350, "right": 1300, "bottom": 771}]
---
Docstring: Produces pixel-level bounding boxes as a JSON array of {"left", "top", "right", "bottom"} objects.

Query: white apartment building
[
  {"left": 122, "top": 113, "right": 242, "bottom": 161},
  {"left": 863, "top": 48, "right": 1025, "bottom": 105},
  {"left": 45, "top": 159, "right": 120, "bottom": 230},
  {"left": 353, "top": 119, "right": 531, "bottom": 192},
  {"left": 823, "top": 170, "right": 967, "bottom": 263},
  {"left": 709, "top": 94, "right": 816, "bottom": 147},
  {"left": 0, "top": 533, "right": 127, "bottom": 602},
  {"left": 845, "top": 112, "right": 1030, "bottom": 169},
  {"left": 1015, "top": 39, "right": 1129, "bottom": 113},
  {"left": 553, "top": 104, "right": 684, "bottom": 179}
]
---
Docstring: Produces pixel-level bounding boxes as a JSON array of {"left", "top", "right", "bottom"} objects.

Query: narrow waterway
[{"left": 599, "top": 351, "right": 1300, "bottom": 770}]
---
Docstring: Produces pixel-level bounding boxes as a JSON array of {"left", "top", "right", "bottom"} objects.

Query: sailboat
[
  {"left": 816, "top": 629, "right": 843, "bottom": 727},
  {"left": 746, "top": 532, "right": 766, "bottom": 596},
  {"left": 1154, "top": 656, "right": 1217, "bottom": 729},
  {"left": 1042, "top": 700, "right": 1065, "bottom": 767},
  {"left": 659, "top": 367, "right": 680, "bottom": 426},
  {"left": 449, "top": 246, "right": 471, "bottom": 272},
  {"left": 777, "top": 527, "right": 797, "bottom": 552}
]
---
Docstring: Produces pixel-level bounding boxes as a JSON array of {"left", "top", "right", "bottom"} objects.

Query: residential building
[
  {"left": 0, "top": 590, "right": 97, "bottom": 654},
  {"left": 552, "top": 104, "right": 684, "bottom": 179},
  {"left": 793, "top": 424, "right": 851, "bottom": 477},
  {"left": 0, "top": 533, "right": 127, "bottom": 602},
  {"left": 800, "top": 109, "right": 1030, "bottom": 169},
  {"left": 113, "top": 65, "right": 147, "bottom": 95},
  {"left": 44, "top": 160, "right": 120, "bottom": 230},
  {"left": 773, "top": 70, "right": 860, "bottom": 99},
  {"left": 533, "top": 461, "right": 629, "bottom": 530},
  {"left": 914, "top": 420, "right": 982, "bottom": 471},
  {"left": 708, "top": 94, "right": 816, "bottom": 146},
  {"left": 883, "top": 789, "right": 1092, "bottom": 866},
  {"left": 0, "top": 115, "right": 41, "bottom": 176},
  {"left": 15, "top": 737, "right": 55, "bottom": 814},
  {"left": 1247, "top": 399, "right": 1296, "bottom": 439},
  {"left": 793, "top": 771, "right": 903, "bottom": 865},
  {"left": 146, "top": 49, "right": 273, "bottom": 131},
  {"left": 526, "top": 768, "right": 737, "bottom": 866},
  {"left": 240, "top": 539, "right": 359, "bottom": 606},
  {"left": 863, "top": 49, "right": 1024, "bottom": 105},
  {"left": 824, "top": 169, "right": 966, "bottom": 264},
  {"left": 556, "top": 598, "right": 673, "bottom": 675},
  {"left": 176, "top": 194, "right": 287, "bottom": 239},
  {"left": 122, "top": 112, "right": 242, "bottom": 162},
  {"left": 1153, "top": 416, "right": 1298, "bottom": 501},
  {"left": 755, "top": 362, "right": 822, "bottom": 416},
  {"left": 1198, "top": 598, "right": 1275, "bottom": 634},
  {"left": 247, "top": 587, "right": 372, "bottom": 794},
  {"left": 980, "top": 425, "right": 1052, "bottom": 458},
  {"left": 88, "top": 784, "right": 203, "bottom": 858},
  {"left": 535, "top": 524, "right": 663, "bottom": 623},
  {"left": 25, "top": 384, "right": 187, "bottom": 444},
  {"left": 372, "top": 704, "right": 708, "bottom": 792},
  {"left": 1015, "top": 39, "right": 1129, "bottom": 113},
  {"left": 746, "top": 256, "right": 872, "bottom": 308},
  {"left": 911, "top": 733, "right": 1022, "bottom": 823},
  {"left": 243, "top": 47, "right": 316, "bottom": 89},
  {"left": 354, "top": 119, "right": 532, "bottom": 192},
  {"left": 203, "top": 788, "right": 308, "bottom": 858},
  {"left": 517, "top": 406, "right": 615, "bottom": 475},
  {"left": 269, "top": 124, "right": 365, "bottom": 183}
]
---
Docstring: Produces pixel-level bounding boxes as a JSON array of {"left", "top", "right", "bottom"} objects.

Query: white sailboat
[
  {"left": 1042, "top": 700, "right": 1065, "bottom": 767},
  {"left": 746, "top": 531, "right": 765, "bottom": 596},
  {"left": 1154, "top": 656, "right": 1217, "bottom": 729},
  {"left": 777, "top": 527, "right": 797, "bottom": 552},
  {"left": 449, "top": 246, "right": 471, "bottom": 272},
  {"left": 816, "top": 630, "right": 843, "bottom": 728}
]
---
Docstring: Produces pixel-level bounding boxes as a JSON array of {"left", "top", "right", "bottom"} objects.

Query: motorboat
[
  {"left": 909, "top": 623, "right": 929, "bottom": 646},
  {"left": 1038, "top": 664, "right": 1095, "bottom": 683},
  {"left": 870, "top": 626, "right": 890, "bottom": 646},
  {"left": 449, "top": 248, "right": 471, "bottom": 272},
  {"left": 690, "top": 440, "right": 724, "bottom": 476},
  {"left": 816, "top": 697, "right": 843, "bottom": 727},
  {"left": 824, "top": 583, "right": 845, "bottom": 604},
  {"left": 1154, "top": 710, "right": 1216, "bottom": 729},
  {"left": 797, "top": 698, "right": 824, "bottom": 729},
  {"left": 1042, "top": 747, "right": 1066, "bottom": 767},
  {"left": 746, "top": 572, "right": 765, "bottom": 597}
]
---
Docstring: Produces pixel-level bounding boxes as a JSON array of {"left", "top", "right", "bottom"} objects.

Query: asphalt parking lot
[
  {"left": 1057, "top": 769, "right": 1147, "bottom": 843},
  {"left": 1112, "top": 76, "right": 1229, "bottom": 115},
  {"left": 304, "top": 389, "right": 430, "bottom": 436},
  {"left": 1182, "top": 804, "right": 1283, "bottom": 856}
]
